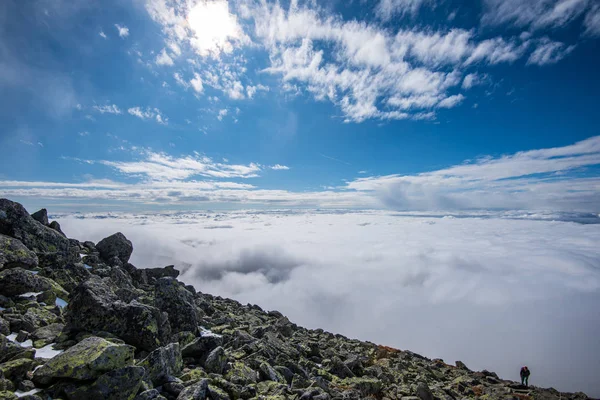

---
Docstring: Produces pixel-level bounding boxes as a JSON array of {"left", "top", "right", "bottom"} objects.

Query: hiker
[{"left": 520, "top": 366, "right": 531, "bottom": 386}]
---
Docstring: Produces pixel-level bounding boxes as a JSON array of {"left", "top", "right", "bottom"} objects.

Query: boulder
[
  {"left": 128, "top": 265, "right": 179, "bottom": 286},
  {"left": 31, "top": 209, "right": 48, "bottom": 226},
  {"left": 0, "top": 358, "right": 34, "bottom": 381},
  {"left": 96, "top": 233, "right": 133, "bottom": 265},
  {"left": 181, "top": 334, "right": 223, "bottom": 358},
  {"left": 415, "top": 382, "right": 433, "bottom": 400},
  {"left": 203, "top": 346, "right": 227, "bottom": 374},
  {"left": 49, "top": 221, "right": 65, "bottom": 236},
  {"left": 177, "top": 378, "right": 209, "bottom": 400},
  {"left": 31, "top": 323, "right": 64, "bottom": 348},
  {"left": 138, "top": 343, "right": 183, "bottom": 386},
  {"left": 0, "top": 268, "right": 68, "bottom": 298},
  {"left": 33, "top": 336, "right": 135, "bottom": 385},
  {"left": 0, "top": 199, "right": 70, "bottom": 256},
  {"left": 154, "top": 277, "right": 199, "bottom": 334},
  {"left": 0, "top": 235, "right": 38, "bottom": 271},
  {"left": 63, "top": 366, "right": 145, "bottom": 400},
  {"left": 135, "top": 389, "right": 167, "bottom": 400},
  {"left": 43, "top": 263, "right": 91, "bottom": 293},
  {"left": 66, "top": 276, "right": 171, "bottom": 351}
]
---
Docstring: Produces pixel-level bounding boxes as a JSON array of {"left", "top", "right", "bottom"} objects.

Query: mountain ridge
[{"left": 0, "top": 198, "right": 594, "bottom": 400}]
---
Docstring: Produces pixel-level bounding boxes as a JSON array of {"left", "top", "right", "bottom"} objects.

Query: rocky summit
[{"left": 0, "top": 198, "right": 593, "bottom": 400}]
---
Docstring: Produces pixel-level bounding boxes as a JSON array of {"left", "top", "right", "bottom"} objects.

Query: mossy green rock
[
  {"left": 0, "top": 358, "right": 34, "bottom": 380},
  {"left": 64, "top": 366, "right": 145, "bottom": 400},
  {"left": 0, "top": 234, "right": 38, "bottom": 270},
  {"left": 0, "top": 267, "right": 68, "bottom": 298},
  {"left": 138, "top": 343, "right": 183, "bottom": 386},
  {"left": 0, "top": 391, "right": 17, "bottom": 400},
  {"left": 226, "top": 362, "right": 257, "bottom": 385},
  {"left": 33, "top": 336, "right": 135, "bottom": 385}
]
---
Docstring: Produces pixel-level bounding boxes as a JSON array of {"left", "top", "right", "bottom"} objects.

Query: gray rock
[
  {"left": 66, "top": 276, "right": 171, "bottom": 351},
  {"left": 31, "top": 323, "right": 64, "bottom": 347},
  {"left": 128, "top": 265, "right": 180, "bottom": 286},
  {"left": 0, "top": 199, "right": 71, "bottom": 256},
  {"left": 48, "top": 221, "right": 65, "bottom": 236},
  {"left": 138, "top": 343, "right": 183, "bottom": 386},
  {"left": 96, "top": 232, "right": 133, "bottom": 265},
  {"left": 64, "top": 365, "right": 145, "bottom": 400},
  {"left": 33, "top": 336, "right": 135, "bottom": 385},
  {"left": 416, "top": 382, "right": 433, "bottom": 400},
  {"left": 455, "top": 360, "right": 469, "bottom": 370},
  {"left": 177, "top": 378, "right": 209, "bottom": 400},
  {"left": 31, "top": 209, "right": 48, "bottom": 226},
  {"left": 0, "top": 234, "right": 38, "bottom": 271},
  {"left": 203, "top": 346, "right": 227, "bottom": 374},
  {"left": 154, "top": 277, "right": 198, "bottom": 334},
  {"left": 135, "top": 389, "right": 167, "bottom": 400},
  {"left": 0, "top": 267, "right": 68, "bottom": 298},
  {"left": 181, "top": 334, "right": 223, "bottom": 358}
]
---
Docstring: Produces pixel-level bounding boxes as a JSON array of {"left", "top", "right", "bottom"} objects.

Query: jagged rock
[
  {"left": 203, "top": 346, "right": 227, "bottom": 374},
  {"left": 181, "top": 333, "right": 223, "bottom": 358},
  {"left": 33, "top": 336, "right": 135, "bottom": 385},
  {"left": 129, "top": 265, "right": 180, "bottom": 286},
  {"left": 135, "top": 389, "right": 167, "bottom": 400},
  {"left": 415, "top": 382, "right": 433, "bottom": 400},
  {"left": 19, "top": 306, "right": 60, "bottom": 332},
  {"left": 0, "top": 267, "right": 68, "bottom": 298},
  {"left": 48, "top": 221, "right": 65, "bottom": 236},
  {"left": 66, "top": 276, "right": 171, "bottom": 351},
  {"left": 0, "top": 358, "right": 34, "bottom": 381},
  {"left": 0, "top": 199, "right": 71, "bottom": 256},
  {"left": 455, "top": 360, "right": 469, "bottom": 370},
  {"left": 328, "top": 356, "right": 354, "bottom": 379},
  {"left": 154, "top": 277, "right": 198, "bottom": 334},
  {"left": 0, "top": 317, "right": 9, "bottom": 336},
  {"left": 177, "top": 378, "right": 209, "bottom": 400},
  {"left": 31, "top": 323, "right": 64, "bottom": 348},
  {"left": 43, "top": 263, "right": 91, "bottom": 293},
  {"left": 138, "top": 343, "right": 183, "bottom": 386},
  {"left": 96, "top": 232, "right": 133, "bottom": 265},
  {"left": 0, "top": 234, "right": 38, "bottom": 271},
  {"left": 31, "top": 209, "right": 49, "bottom": 226},
  {"left": 63, "top": 365, "right": 145, "bottom": 400}
]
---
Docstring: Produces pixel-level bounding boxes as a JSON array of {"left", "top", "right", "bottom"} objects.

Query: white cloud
[
  {"left": 437, "top": 94, "right": 465, "bottom": 108},
  {"left": 156, "top": 48, "right": 174, "bottom": 66},
  {"left": 127, "top": 107, "right": 168, "bottom": 124},
  {"left": 217, "top": 108, "right": 228, "bottom": 121},
  {"left": 99, "top": 31, "right": 107, "bottom": 39},
  {"left": 376, "top": 0, "right": 431, "bottom": 20},
  {"left": 462, "top": 72, "right": 486, "bottom": 89},
  {"left": 270, "top": 164, "right": 290, "bottom": 170},
  {"left": 481, "top": 0, "right": 591, "bottom": 31},
  {"left": 190, "top": 73, "right": 204, "bottom": 94},
  {"left": 173, "top": 72, "right": 190, "bottom": 89},
  {"left": 584, "top": 4, "right": 600, "bottom": 36},
  {"left": 93, "top": 104, "right": 122, "bottom": 114},
  {"left": 56, "top": 209, "right": 600, "bottom": 396},
  {"left": 527, "top": 38, "right": 576, "bottom": 65},
  {"left": 78, "top": 131, "right": 90, "bottom": 136},
  {"left": 115, "top": 24, "right": 130, "bottom": 38}
]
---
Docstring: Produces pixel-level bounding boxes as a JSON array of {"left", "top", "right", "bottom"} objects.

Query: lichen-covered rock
[
  {"left": 0, "top": 358, "right": 34, "bottom": 381},
  {"left": 0, "top": 235, "right": 38, "bottom": 271},
  {"left": 31, "top": 323, "right": 64, "bottom": 348},
  {"left": 0, "top": 199, "right": 70, "bottom": 256},
  {"left": 31, "top": 209, "right": 49, "bottom": 226},
  {"left": 32, "top": 336, "right": 135, "bottom": 385},
  {"left": 42, "top": 263, "right": 91, "bottom": 293},
  {"left": 135, "top": 389, "right": 167, "bottom": 400},
  {"left": 154, "top": 277, "right": 198, "bottom": 334},
  {"left": 138, "top": 343, "right": 183, "bottom": 386},
  {"left": 177, "top": 378, "right": 209, "bottom": 400},
  {"left": 49, "top": 221, "right": 65, "bottom": 236},
  {"left": 203, "top": 346, "right": 227, "bottom": 374},
  {"left": 63, "top": 365, "right": 145, "bottom": 400},
  {"left": 0, "top": 267, "right": 68, "bottom": 299},
  {"left": 66, "top": 276, "right": 171, "bottom": 351},
  {"left": 181, "top": 333, "right": 223, "bottom": 359},
  {"left": 95, "top": 233, "right": 133, "bottom": 265},
  {"left": 128, "top": 265, "right": 180, "bottom": 287}
]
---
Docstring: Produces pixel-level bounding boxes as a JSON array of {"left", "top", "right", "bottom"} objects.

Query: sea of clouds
[{"left": 56, "top": 210, "right": 600, "bottom": 396}]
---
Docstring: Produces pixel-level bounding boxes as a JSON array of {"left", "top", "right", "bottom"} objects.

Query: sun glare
[{"left": 187, "top": 0, "right": 244, "bottom": 57}]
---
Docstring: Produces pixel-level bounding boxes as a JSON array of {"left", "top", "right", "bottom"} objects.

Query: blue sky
[{"left": 1, "top": 0, "right": 599, "bottom": 211}]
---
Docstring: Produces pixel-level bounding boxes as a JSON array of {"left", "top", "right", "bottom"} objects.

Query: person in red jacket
[{"left": 520, "top": 366, "right": 531, "bottom": 386}]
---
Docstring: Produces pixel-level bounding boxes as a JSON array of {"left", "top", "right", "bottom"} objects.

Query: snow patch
[
  {"left": 200, "top": 327, "right": 222, "bottom": 338},
  {"left": 35, "top": 343, "right": 63, "bottom": 359},
  {"left": 15, "top": 389, "right": 41, "bottom": 398},
  {"left": 55, "top": 297, "right": 68, "bottom": 308},
  {"left": 18, "top": 291, "right": 43, "bottom": 298}
]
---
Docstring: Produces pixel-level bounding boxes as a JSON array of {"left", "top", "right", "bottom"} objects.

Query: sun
[{"left": 187, "top": 0, "right": 244, "bottom": 57}]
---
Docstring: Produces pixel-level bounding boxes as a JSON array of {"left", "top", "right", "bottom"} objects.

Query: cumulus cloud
[
  {"left": 155, "top": 48, "right": 174, "bottom": 66},
  {"left": 217, "top": 108, "right": 228, "bottom": 121},
  {"left": 56, "top": 210, "right": 600, "bottom": 396},
  {"left": 190, "top": 73, "right": 203, "bottom": 94},
  {"left": 93, "top": 104, "right": 122, "bottom": 114},
  {"left": 114, "top": 24, "right": 129, "bottom": 38}
]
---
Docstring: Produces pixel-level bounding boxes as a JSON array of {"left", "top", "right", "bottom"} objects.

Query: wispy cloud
[
  {"left": 270, "top": 164, "right": 290, "bottom": 170},
  {"left": 527, "top": 38, "right": 576, "bottom": 65},
  {"left": 93, "top": 104, "right": 122, "bottom": 114},
  {"left": 127, "top": 107, "right": 169, "bottom": 124},
  {"left": 99, "top": 30, "right": 107, "bottom": 39}
]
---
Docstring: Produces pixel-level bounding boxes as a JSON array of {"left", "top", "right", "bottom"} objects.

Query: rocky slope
[{"left": 0, "top": 198, "right": 593, "bottom": 400}]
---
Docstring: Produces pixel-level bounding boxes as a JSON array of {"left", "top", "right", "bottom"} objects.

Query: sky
[
  {"left": 2, "top": 1, "right": 600, "bottom": 395},
  {"left": 0, "top": 0, "right": 600, "bottom": 211}
]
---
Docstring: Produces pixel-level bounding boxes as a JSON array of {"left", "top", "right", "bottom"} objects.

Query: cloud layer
[
  {"left": 2, "top": 136, "right": 599, "bottom": 212},
  {"left": 57, "top": 209, "right": 600, "bottom": 396}
]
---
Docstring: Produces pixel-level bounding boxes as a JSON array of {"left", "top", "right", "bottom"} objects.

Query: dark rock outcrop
[
  {"left": 0, "top": 234, "right": 38, "bottom": 270},
  {"left": 96, "top": 232, "right": 133, "bottom": 265},
  {"left": 31, "top": 209, "right": 49, "bottom": 226}
]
